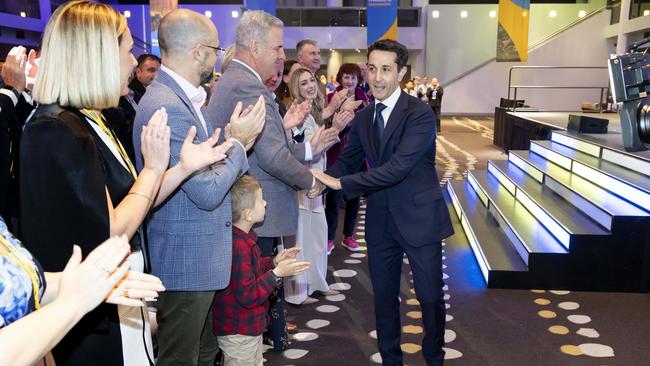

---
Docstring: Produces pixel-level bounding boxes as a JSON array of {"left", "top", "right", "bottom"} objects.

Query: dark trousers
[
  {"left": 156, "top": 291, "right": 218, "bottom": 366},
  {"left": 432, "top": 106, "right": 441, "bottom": 133},
  {"left": 257, "top": 236, "right": 290, "bottom": 351},
  {"left": 367, "top": 214, "right": 445, "bottom": 366},
  {"left": 325, "top": 189, "right": 360, "bottom": 240}
]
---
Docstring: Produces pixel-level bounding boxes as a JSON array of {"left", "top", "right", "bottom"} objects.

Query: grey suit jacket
[
  {"left": 133, "top": 69, "right": 248, "bottom": 291},
  {"left": 207, "top": 60, "right": 313, "bottom": 237}
]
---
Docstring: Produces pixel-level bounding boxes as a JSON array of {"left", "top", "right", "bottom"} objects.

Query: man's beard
[{"left": 200, "top": 66, "right": 213, "bottom": 85}]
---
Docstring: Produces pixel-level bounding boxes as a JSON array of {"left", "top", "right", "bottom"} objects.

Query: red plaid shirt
[{"left": 212, "top": 226, "right": 278, "bottom": 336}]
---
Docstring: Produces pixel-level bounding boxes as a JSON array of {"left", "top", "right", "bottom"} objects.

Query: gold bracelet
[{"left": 128, "top": 191, "right": 152, "bottom": 202}]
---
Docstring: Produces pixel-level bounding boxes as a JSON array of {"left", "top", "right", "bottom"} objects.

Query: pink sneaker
[
  {"left": 327, "top": 240, "right": 334, "bottom": 255},
  {"left": 341, "top": 236, "right": 361, "bottom": 252}
]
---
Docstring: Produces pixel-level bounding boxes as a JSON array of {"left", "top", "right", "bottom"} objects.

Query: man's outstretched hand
[{"left": 310, "top": 168, "right": 341, "bottom": 191}]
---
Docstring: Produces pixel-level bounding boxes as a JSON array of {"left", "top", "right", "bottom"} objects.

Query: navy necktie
[{"left": 374, "top": 103, "right": 386, "bottom": 152}]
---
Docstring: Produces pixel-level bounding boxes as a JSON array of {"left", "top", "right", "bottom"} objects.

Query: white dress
[{"left": 285, "top": 115, "right": 330, "bottom": 304}]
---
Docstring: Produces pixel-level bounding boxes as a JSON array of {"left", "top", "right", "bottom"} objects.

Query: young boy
[{"left": 212, "top": 175, "right": 310, "bottom": 366}]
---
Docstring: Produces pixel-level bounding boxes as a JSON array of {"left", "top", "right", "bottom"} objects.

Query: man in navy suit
[{"left": 313, "top": 39, "right": 453, "bottom": 366}]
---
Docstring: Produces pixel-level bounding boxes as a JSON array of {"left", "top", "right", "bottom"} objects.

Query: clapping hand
[
  {"left": 340, "top": 97, "right": 363, "bottom": 113},
  {"left": 283, "top": 99, "right": 311, "bottom": 130},
  {"left": 332, "top": 109, "right": 355, "bottom": 131},
  {"left": 179, "top": 126, "right": 233, "bottom": 175},
  {"left": 272, "top": 259, "right": 311, "bottom": 278},
  {"left": 310, "top": 168, "right": 341, "bottom": 190},
  {"left": 141, "top": 108, "right": 171, "bottom": 175},
  {"left": 227, "top": 95, "right": 266, "bottom": 151},
  {"left": 25, "top": 49, "right": 38, "bottom": 91},
  {"left": 329, "top": 89, "right": 348, "bottom": 110},
  {"left": 309, "top": 125, "right": 340, "bottom": 157},
  {"left": 274, "top": 247, "right": 301, "bottom": 266},
  {"left": 106, "top": 271, "right": 165, "bottom": 307},
  {"left": 1, "top": 46, "right": 27, "bottom": 93}
]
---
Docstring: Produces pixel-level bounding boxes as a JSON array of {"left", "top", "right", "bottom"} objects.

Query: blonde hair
[
  {"left": 231, "top": 175, "right": 262, "bottom": 222},
  {"left": 289, "top": 67, "right": 324, "bottom": 126},
  {"left": 33, "top": 0, "right": 127, "bottom": 109}
]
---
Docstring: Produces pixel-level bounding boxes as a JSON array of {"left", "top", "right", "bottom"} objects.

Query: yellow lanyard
[
  {"left": 80, "top": 109, "right": 137, "bottom": 179},
  {"left": 0, "top": 235, "right": 41, "bottom": 310}
]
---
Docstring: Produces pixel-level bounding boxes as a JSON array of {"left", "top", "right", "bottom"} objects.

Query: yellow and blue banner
[
  {"left": 496, "top": 0, "right": 530, "bottom": 62},
  {"left": 367, "top": 0, "right": 397, "bottom": 46}
]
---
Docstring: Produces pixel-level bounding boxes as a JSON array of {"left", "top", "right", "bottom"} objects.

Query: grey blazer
[
  {"left": 207, "top": 60, "right": 313, "bottom": 238},
  {"left": 133, "top": 69, "right": 248, "bottom": 291}
]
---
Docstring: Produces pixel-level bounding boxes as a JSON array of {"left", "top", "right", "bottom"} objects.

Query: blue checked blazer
[{"left": 133, "top": 69, "right": 248, "bottom": 291}]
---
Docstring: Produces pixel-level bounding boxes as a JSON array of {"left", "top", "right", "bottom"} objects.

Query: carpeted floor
[{"left": 263, "top": 117, "right": 650, "bottom": 366}]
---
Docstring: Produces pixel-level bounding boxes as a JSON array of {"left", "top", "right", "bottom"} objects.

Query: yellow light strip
[
  {"left": 530, "top": 143, "right": 573, "bottom": 170},
  {"left": 508, "top": 153, "right": 544, "bottom": 183},
  {"left": 515, "top": 189, "right": 570, "bottom": 249},
  {"left": 551, "top": 133, "right": 601, "bottom": 158},
  {"left": 448, "top": 184, "right": 463, "bottom": 220},
  {"left": 601, "top": 148, "right": 650, "bottom": 178},
  {"left": 572, "top": 161, "right": 650, "bottom": 210},
  {"left": 488, "top": 163, "right": 516, "bottom": 195}
]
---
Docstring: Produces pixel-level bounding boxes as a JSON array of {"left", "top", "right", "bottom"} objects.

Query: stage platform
[
  {"left": 448, "top": 113, "right": 650, "bottom": 292},
  {"left": 493, "top": 107, "right": 623, "bottom": 151}
]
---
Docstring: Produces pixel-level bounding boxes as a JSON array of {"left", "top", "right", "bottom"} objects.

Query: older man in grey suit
[{"left": 133, "top": 9, "right": 265, "bottom": 366}]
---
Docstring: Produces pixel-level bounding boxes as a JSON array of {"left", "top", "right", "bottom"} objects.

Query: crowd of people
[
  {"left": 0, "top": 1, "right": 452, "bottom": 365},
  {"left": 402, "top": 75, "right": 444, "bottom": 134}
]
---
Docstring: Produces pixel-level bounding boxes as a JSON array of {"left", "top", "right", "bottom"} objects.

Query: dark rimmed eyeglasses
[{"left": 201, "top": 44, "right": 226, "bottom": 58}]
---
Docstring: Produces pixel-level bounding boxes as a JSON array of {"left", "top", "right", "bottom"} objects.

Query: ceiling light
[
  {"left": 489, "top": 10, "right": 497, "bottom": 18},
  {"left": 231, "top": 10, "right": 239, "bottom": 18},
  {"left": 644, "top": 10, "right": 650, "bottom": 16},
  {"left": 204, "top": 10, "right": 212, "bottom": 18},
  {"left": 578, "top": 10, "right": 586, "bottom": 18},
  {"left": 19, "top": 11, "right": 26, "bottom": 17},
  {"left": 460, "top": 10, "right": 468, "bottom": 19},
  {"left": 549, "top": 10, "right": 557, "bottom": 18},
  {"left": 432, "top": 10, "right": 439, "bottom": 19},
  {"left": 124, "top": 10, "right": 131, "bottom": 18}
]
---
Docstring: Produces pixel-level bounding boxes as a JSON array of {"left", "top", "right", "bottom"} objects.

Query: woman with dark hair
[
  {"left": 325, "top": 63, "right": 371, "bottom": 255},
  {"left": 275, "top": 59, "right": 299, "bottom": 108}
]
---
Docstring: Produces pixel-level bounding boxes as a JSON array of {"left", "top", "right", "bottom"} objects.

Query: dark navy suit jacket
[{"left": 327, "top": 91, "right": 453, "bottom": 247}]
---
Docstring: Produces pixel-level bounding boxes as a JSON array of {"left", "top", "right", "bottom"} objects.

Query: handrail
[
  {"left": 506, "top": 65, "right": 609, "bottom": 112},
  {"left": 441, "top": 5, "right": 607, "bottom": 87}
]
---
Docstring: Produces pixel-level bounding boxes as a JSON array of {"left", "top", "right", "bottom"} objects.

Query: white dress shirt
[
  {"left": 375, "top": 86, "right": 402, "bottom": 127},
  {"left": 160, "top": 64, "right": 208, "bottom": 134}
]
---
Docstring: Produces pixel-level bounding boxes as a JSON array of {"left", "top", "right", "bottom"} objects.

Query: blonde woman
[
  {"left": 20, "top": 1, "right": 231, "bottom": 364},
  {"left": 284, "top": 68, "right": 353, "bottom": 305}
]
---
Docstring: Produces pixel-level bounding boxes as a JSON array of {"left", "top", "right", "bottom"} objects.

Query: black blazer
[
  {"left": 327, "top": 91, "right": 453, "bottom": 247},
  {"left": 427, "top": 85, "right": 444, "bottom": 108}
]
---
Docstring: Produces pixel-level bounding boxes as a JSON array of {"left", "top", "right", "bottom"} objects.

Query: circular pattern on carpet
[
  {"left": 350, "top": 253, "right": 366, "bottom": 258},
  {"left": 567, "top": 315, "right": 591, "bottom": 324},
  {"left": 370, "top": 352, "right": 382, "bottom": 363},
  {"left": 446, "top": 314, "right": 454, "bottom": 322},
  {"left": 538, "top": 310, "right": 557, "bottom": 319},
  {"left": 305, "top": 319, "right": 330, "bottom": 329},
  {"left": 283, "top": 349, "right": 309, "bottom": 359},
  {"left": 558, "top": 302, "right": 580, "bottom": 310},
  {"left": 402, "top": 325, "right": 423, "bottom": 334},
  {"left": 445, "top": 329, "right": 457, "bottom": 343},
  {"left": 292, "top": 332, "right": 319, "bottom": 342},
  {"left": 329, "top": 282, "right": 351, "bottom": 291},
  {"left": 333, "top": 269, "right": 357, "bottom": 278},
  {"left": 443, "top": 347, "right": 463, "bottom": 359},
  {"left": 400, "top": 343, "right": 422, "bottom": 354},
  {"left": 550, "top": 290, "right": 571, "bottom": 295},
  {"left": 407, "top": 311, "right": 422, "bottom": 319},
  {"left": 548, "top": 325, "right": 570, "bottom": 335},
  {"left": 325, "top": 294, "right": 346, "bottom": 302},
  {"left": 578, "top": 343, "right": 614, "bottom": 357},
  {"left": 534, "top": 298, "right": 551, "bottom": 305},
  {"left": 344, "top": 259, "right": 362, "bottom": 264},
  {"left": 369, "top": 330, "right": 377, "bottom": 339},
  {"left": 406, "top": 299, "right": 420, "bottom": 306},
  {"left": 577, "top": 328, "right": 600, "bottom": 338},
  {"left": 316, "top": 305, "right": 340, "bottom": 313},
  {"left": 560, "top": 345, "right": 583, "bottom": 356}
]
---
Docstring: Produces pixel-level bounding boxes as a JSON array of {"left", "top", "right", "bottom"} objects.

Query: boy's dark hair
[
  {"left": 367, "top": 39, "right": 409, "bottom": 70},
  {"left": 231, "top": 175, "right": 262, "bottom": 221}
]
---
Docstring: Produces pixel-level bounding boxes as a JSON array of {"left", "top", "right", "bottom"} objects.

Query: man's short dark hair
[
  {"left": 296, "top": 39, "right": 317, "bottom": 53},
  {"left": 137, "top": 53, "right": 161, "bottom": 68},
  {"left": 367, "top": 39, "right": 408, "bottom": 70}
]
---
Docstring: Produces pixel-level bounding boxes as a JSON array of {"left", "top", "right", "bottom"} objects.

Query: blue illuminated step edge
[
  {"left": 446, "top": 182, "right": 490, "bottom": 283},
  {"left": 551, "top": 131, "right": 650, "bottom": 177},
  {"left": 467, "top": 170, "right": 533, "bottom": 266},
  {"left": 551, "top": 131, "right": 601, "bottom": 158},
  {"left": 531, "top": 141, "right": 650, "bottom": 212},
  {"left": 487, "top": 161, "right": 571, "bottom": 250},
  {"left": 508, "top": 152, "right": 544, "bottom": 183},
  {"left": 507, "top": 151, "right": 614, "bottom": 230}
]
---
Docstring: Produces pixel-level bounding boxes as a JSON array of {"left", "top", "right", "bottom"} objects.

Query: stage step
[
  {"left": 508, "top": 150, "right": 649, "bottom": 231},
  {"left": 531, "top": 140, "right": 650, "bottom": 211},
  {"left": 467, "top": 169, "right": 568, "bottom": 266},
  {"left": 447, "top": 181, "right": 528, "bottom": 287},
  {"left": 551, "top": 130, "right": 650, "bottom": 178},
  {"left": 487, "top": 160, "right": 610, "bottom": 250}
]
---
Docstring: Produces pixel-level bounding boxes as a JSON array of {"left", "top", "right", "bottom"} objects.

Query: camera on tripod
[{"left": 608, "top": 36, "right": 650, "bottom": 151}]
